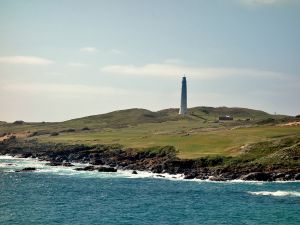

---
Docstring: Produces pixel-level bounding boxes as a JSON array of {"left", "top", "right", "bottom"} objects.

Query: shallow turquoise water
[{"left": 0, "top": 156, "right": 299, "bottom": 225}]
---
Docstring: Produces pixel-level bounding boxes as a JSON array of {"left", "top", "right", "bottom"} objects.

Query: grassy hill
[
  {"left": 64, "top": 108, "right": 182, "bottom": 129},
  {"left": 63, "top": 106, "right": 284, "bottom": 129},
  {"left": 0, "top": 106, "right": 299, "bottom": 159},
  {"left": 67, "top": 106, "right": 275, "bottom": 124}
]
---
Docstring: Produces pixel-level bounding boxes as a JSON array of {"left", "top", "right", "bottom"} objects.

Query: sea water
[{"left": 0, "top": 156, "right": 299, "bottom": 225}]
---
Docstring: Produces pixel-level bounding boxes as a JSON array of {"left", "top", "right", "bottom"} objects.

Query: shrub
[
  {"left": 140, "top": 146, "right": 177, "bottom": 158},
  {"left": 13, "top": 120, "right": 25, "bottom": 125},
  {"left": 50, "top": 132, "right": 59, "bottom": 136},
  {"left": 257, "top": 118, "right": 275, "bottom": 125},
  {"left": 60, "top": 129, "right": 75, "bottom": 133},
  {"left": 196, "top": 156, "right": 226, "bottom": 167}
]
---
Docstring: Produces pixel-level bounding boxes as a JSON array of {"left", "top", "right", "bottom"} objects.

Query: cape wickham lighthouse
[{"left": 179, "top": 76, "right": 187, "bottom": 115}]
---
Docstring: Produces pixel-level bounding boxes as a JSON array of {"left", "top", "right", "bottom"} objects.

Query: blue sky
[{"left": 0, "top": 0, "right": 299, "bottom": 121}]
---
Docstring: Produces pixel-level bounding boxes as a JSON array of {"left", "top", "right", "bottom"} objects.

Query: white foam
[
  {"left": 0, "top": 155, "right": 15, "bottom": 159},
  {"left": 248, "top": 191, "right": 300, "bottom": 197},
  {"left": 0, "top": 155, "right": 187, "bottom": 179},
  {"left": 116, "top": 169, "right": 184, "bottom": 180},
  {"left": 1, "top": 156, "right": 299, "bottom": 183},
  {"left": 228, "top": 179, "right": 265, "bottom": 185}
]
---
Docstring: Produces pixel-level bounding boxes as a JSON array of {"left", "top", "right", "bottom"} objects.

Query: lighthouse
[{"left": 179, "top": 76, "right": 187, "bottom": 115}]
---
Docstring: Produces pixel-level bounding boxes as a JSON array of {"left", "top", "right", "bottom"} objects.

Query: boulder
[
  {"left": 74, "top": 166, "right": 95, "bottom": 171},
  {"left": 184, "top": 172, "right": 198, "bottom": 179},
  {"left": 294, "top": 173, "right": 300, "bottom": 180},
  {"left": 15, "top": 167, "right": 36, "bottom": 172},
  {"left": 132, "top": 170, "right": 138, "bottom": 174},
  {"left": 98, "top": 167, "right": 117, "bottom": 172},
  {"left": 240, "top": 172, "right": 272, "bottom": 181},
  {"left": 21, "top": 153, "right": 32, "bottom": 158},
  {"left": 89, "top": 158, "right": 104, "bottom": 165},
  {"left": 45, "top": 161, "right": 63, "bottom": 166},
  {"left": 151, "top": 164, "right": 164, "bottom": 173},
  {"left": 209, "top": 176, "right": 227, "bottom": 181},
  {"left": 284, "top": 174, "right": 293, "bottom": 180},
  {"left": 273, "top": 173, "right": 286, "bottom": 181},
  {"left": 62, "top": 162, "right": 74, "bottom": 167}
]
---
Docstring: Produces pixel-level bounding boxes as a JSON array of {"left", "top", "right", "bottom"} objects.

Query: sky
[{"left": 0, "top": 0, "right": 299, "bottom": 122}]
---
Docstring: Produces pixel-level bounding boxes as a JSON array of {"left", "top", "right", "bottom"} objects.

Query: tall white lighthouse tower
[{"left": 179, "top": 76, "right": 187, "bottom": 115}]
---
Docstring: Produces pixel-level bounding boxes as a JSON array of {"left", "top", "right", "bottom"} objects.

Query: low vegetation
[{"left": 0, "top": 107, "right": 299, "bottom": 161}]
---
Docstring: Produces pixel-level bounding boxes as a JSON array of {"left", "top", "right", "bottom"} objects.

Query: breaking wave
[{"left": 248, "top": 191, "right": 300, "bottom": 197}]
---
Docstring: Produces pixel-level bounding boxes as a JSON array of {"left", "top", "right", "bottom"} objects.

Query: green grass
[
  {"left": 32, "top": 123, "right": 300, "bottom": 159},
  {"left": 1, "top": 107, "right": 299, "bottom": 159}
]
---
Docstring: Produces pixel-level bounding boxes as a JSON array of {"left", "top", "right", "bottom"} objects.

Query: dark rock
[
  {"left": 284, "top": 174, "right": 293, "bottom": 180},
  {"left": 151, "top": 164, "right": 164, "bottom": 173},
  {"left": 98, "top": 167, "right": 117, "bottom": 172},
  {"left": 108, "top": 162, "right": 117, "bottom": 167},
  {"left": 196, "top": 174, "right": 209, "bottom": 180},
  {"left": 209, "top": 176, "right": 227, "bottom": 181},
  {"left": 82, "top": 127, "right": 90, "bottom": 131},
  {"left": 184, "top": 172, "right": 198, "bottom": 179},
  {"left": 45, "top": 161, "right": 63, "bottom": 166},
  {"left": 46, "top": 161, "right": 74, "bottom": 167},
  {"left": 62, "top": 162, "right": 74, "bottom": 167},
  {"left": 15, "top": 167, "right": 36, "bottom": 172},
  {"left": 74, "top": 166, "right": 95, "bottom": 171},
  {"left": 90, "top": 157, "right": 104, "bottom": 165},
  {"left": 294, "top": 173, "right": 300, "bottom": 180},
  {"left": 240, "top": 172, "right": 272, "bottom": 181},
  {"left": 132, "top": 170, "right": 138, "bottom": 174},
  {"left": 54, "top": 156, "right": 66, "bottom": 162},
  {"left": 273, "top": 173, "right": 286, "bottom": 181},
  {"left": 156, "top": 175, "right": 165, "bottom": 178},
  {"left": 118, "top": 162, "right": 128, "bottom": 167},
  {"left": 220, "top": 172, "right": 239, "bottom": 180},
  {"left": 21, "top": 153, "right": 32, "bottom": 158}
]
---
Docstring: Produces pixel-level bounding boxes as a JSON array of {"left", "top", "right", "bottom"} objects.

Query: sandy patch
[{"left": 278, "top": 121, "right": 300, "bottom": 127}]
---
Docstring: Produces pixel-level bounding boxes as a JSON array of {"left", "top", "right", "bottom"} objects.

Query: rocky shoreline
[{"left": 1, "top": 137, "right": 299, "bottom": 181}]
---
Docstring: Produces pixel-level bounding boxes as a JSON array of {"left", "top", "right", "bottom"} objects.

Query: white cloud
[
  {"left": 100, "top": 63, "right": 282, "bottom": 79},
  {"left": 239, "top": 0, "right": 287, "bottom": 5},
  {"left": 67, "top": 62, "right": 88, "bottom": 67},
  {"left": 0, "top": 56, "right": 54, "bottom": 65},
  {"left": 1, "top": 83, "right": 134, "bottom": 96},
  {"left": 80, "top": 47, "right": 98, "bottom": 53}
]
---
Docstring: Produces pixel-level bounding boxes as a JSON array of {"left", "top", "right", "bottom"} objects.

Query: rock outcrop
[{"left": 1, "top": 137, "right": 299, "bottom": 181}]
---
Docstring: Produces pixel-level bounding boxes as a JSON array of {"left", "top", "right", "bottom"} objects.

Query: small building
[{"left": 219, "top": 115, "right": 233, "bottom": 121}]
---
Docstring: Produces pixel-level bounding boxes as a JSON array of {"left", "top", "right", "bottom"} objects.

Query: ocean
[{"left": 0, "top": 156, "right": 299, "bottom": 225}]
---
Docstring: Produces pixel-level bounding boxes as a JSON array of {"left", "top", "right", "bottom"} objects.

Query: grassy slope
[
  {"left": 36, "top": 125, "right": 300, "bottom": 159},
  {"left": 0, "top": 107, "right": 299, "bottom": 159}
]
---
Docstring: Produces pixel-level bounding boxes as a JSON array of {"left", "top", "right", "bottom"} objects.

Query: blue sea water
[{"left": 0, "top": 156, "right": 299, "bottom": 225}]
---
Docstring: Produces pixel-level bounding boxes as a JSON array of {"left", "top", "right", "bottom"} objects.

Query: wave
[
  {"left": 1, "top": 156, "right": 299, "bottom": 183},
  {"left": 0, "top": 156, "right": 184, "bottom": 180},
  {"left": 248, "top": 191, "right": 300, "bottom": 197},
  {"left": 0, "top": 155, "right": 15, "bottom": 159}
]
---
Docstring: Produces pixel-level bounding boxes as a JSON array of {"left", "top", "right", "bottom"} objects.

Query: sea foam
[
  {"left": 248, "top": 191, "right": 300, "bottom": 197},
  {"left": 1, "top": 156, "right": 299, "bottom": 183}
]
